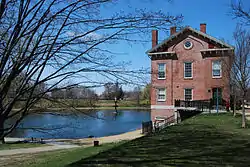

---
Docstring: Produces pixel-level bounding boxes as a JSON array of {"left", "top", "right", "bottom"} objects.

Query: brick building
[{"left": 147, "top": 24, "right": 234, "bottom": 121}]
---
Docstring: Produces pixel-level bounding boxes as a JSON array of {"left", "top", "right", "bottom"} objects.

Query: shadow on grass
[{"left": 67, "top": 117, "right": 250, "bottom": 167}]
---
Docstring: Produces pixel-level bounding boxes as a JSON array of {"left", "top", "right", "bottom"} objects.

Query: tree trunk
[
  {"left": 242, "top": 99, "right": 246, "bottom": 128},
  {"left": 0, "top": 118, "right": 5, "bottom": 144},
  {"left": 233, "top": 93, "right": 236, "bottom": 117}
]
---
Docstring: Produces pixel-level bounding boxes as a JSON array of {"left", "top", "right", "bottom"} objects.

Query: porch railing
[{"left": 174, "top": 99, "right": 213, "bottom": 112}]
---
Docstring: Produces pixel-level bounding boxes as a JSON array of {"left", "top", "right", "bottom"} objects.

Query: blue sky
[
  {"left": 76, "top": 0, "right": 249, "bottom": 94},
  {"left": 94, "top": 0, "right": 248, "bottom": 91}
]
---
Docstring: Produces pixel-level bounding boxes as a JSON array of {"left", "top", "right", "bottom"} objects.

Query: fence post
[
  {"left": 174, "top": 110, "right": 179, "bottom": 124},
  {"left": 149, "top": 121, "right": 153, "bottom": 133}
]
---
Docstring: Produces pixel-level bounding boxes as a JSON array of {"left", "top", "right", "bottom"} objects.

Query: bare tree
[
  {"left": 0, "top": 0, "right": 182, "bottom": 143},
  {"left": 231, "top": 0, "right": 250, "bottom": 26},
  {"left": 231, "top": 26, "right": 250, "bottom": 128},
  {"left": 141, "top": 83, "right": 151, "bottom": 105}
]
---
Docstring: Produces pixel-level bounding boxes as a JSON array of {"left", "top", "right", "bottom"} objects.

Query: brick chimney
[
  {"left": 152, "top": 30, "right": 158, "bottom": 48},
  {"left": 170, "top": 26, "right": 176, "bottom": 35},
  {"left": 200, "top": 23, "right": 206, "bottom": 33}
]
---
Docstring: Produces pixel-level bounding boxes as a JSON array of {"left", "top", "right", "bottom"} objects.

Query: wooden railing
[
  {"left": 154, "top": 114, "right": 176, "bottom": 132},
  {"left": 142, "top": 99, "right": 227, "bottom": 134},
  {"left": 142, "top": 115, "right": 178, "bottom": 134}
]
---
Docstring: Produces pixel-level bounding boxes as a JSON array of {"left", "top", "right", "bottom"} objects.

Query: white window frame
[
  {"left": 184, "top": 88, "right": 193, "bottom": 101},
  {"left": 157, "top": 88, "right": 166, "bottom": 102},
  {"left": 158, "top": 63, "right": 166, "bottom": 80},
  {"left": 184, "top": 62, "right": 193, "bottom": 79},
  {"left": 212, "top": 60, "right": 222, "bottom": 78}
]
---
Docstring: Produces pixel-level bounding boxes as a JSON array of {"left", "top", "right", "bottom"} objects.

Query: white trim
[
  {"left": 212, "top": 76, "right": 222, "bottom": 79},
  {"left": 151, "top": 105, "right": 175, "bottom": 109},
  {"left": 183, "top": 40, "right": 193, "bottom": 50},
  {"left": 158, "top": 63, "right": 166, "bottom": 80},
  {"left": 184, "top": 62, "right": 193, "bottom": 79},
  {"left": 200, "top": 48, "right": 234, "bottom": 52},
  {"left": 184, "top": 88, "right": 193, "bottom": 101},
  {"left": 175, "top": 107, "right": 197, "bottom": 110},
  {"left": 212, "top": 60, "right": 222, "bottom": 78},
  {"left": 151, "top": 105, "right": 197, "bottom": 110},
  {"left": 155, "top": 116, "right": 169, "bottom": 121},
  {"left": 146, "top": 27, "right": 234, "bottom": 54},
  {"left": 148, "top": 51, "right": 176, "bottom": 55}
]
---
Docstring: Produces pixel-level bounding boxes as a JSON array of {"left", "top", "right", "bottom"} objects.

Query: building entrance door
[{"left": 212, "top": 88, "right": 222, "bottom": 105}]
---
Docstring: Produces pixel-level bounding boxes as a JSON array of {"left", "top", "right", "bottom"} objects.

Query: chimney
[
  {"left": 200, "top": 23, "right": 206, "bottom": 33},
  {"left": 152, "top": 30, "right": 158, "bottom": 48},
  {"left": 170, "top": 26, "right": 176, "bottom": 35}
]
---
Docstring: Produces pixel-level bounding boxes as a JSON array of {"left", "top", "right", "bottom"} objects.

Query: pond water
[{"left": 9, "top": 110, "right": 151, "bottom": 139}]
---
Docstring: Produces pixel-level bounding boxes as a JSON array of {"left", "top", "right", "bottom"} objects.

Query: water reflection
[{"left": 9, "top": 110, "right": 150, "bottom": 139}]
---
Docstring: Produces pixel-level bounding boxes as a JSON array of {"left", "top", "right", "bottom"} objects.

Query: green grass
[
  {"left": 13, "top": 99, "right": 150, "bottom": 111},
  {"left": 66, "top": 113, "right": 250, "bottom": 167},
  {"left": 0, "top": 143, "right": 47, "bottom": 150},
  {"left": 14, "top": 142, "right": 124, "bottom": 167},
  {"left": 90, "top": 106, "right": 150, "bottom": 110},
  {"left": 4, "top": 113, "right": 250, "bottom": 167}
]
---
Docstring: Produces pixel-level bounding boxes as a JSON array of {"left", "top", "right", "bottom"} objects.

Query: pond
[{"left": 8, "top": 110, "right": 151, "bottom": 139}]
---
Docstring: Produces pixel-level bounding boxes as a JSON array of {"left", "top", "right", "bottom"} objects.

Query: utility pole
[{"left": 216, "top": 88, "right": 219, "bottom": 113}]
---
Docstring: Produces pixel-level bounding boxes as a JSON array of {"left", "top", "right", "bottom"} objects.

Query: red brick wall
[
  {"left": 151, "top": 59, "right": 173, "bottom": 105},
  {"left": 151, "top": 35, "right": 231, "bottom": 106},
  {"left": 151, "top": 109, "right": 174, "bottom": 122}
]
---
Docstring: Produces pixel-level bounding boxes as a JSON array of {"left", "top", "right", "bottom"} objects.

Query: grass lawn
[
  {"left": 13, "top": 99, "right": 151, "bottom": 111},
  {"left": 90, "top": 106, "right": 150, "bottom": 110},
  {"left": 3, "top": 113, "right": 250, "bottom": 167},
  {"left": 0, "top": 142, "right": 123, "bottom": 167},
  {"left": 0, "top": 143, "right": 47, "bottom": 150}
]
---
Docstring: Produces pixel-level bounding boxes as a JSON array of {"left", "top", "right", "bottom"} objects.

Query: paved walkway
[
  {"left": 235, "top": 109, "right": 250, "bottom": 120},
  {"left": 0, "top": 142, "right": 80, "bottom": 157},
  {"left": 0, "top": 129, "right": 143, "bottom": 156}
]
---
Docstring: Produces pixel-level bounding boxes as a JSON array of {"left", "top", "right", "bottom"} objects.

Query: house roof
[{"left": 146, "top": 26, "right": 234, "bottom": 54}]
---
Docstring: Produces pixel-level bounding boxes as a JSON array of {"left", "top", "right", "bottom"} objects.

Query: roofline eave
[{"left": 146, "top": 27, "right": 234, "bottom": 54}]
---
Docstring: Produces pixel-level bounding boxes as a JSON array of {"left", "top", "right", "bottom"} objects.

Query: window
[
  {"left": 212, "top": 60, "right": 221, "bottom": 77},
  {"left": 184, "top": 88, "right": 192, "bottom": 101},
  {"left": 184, "top": 62, "right": 192, "bottom": 78},
  {"left": 184, "top": 41, "right": 193, "bottom": 49},
  {"left": 158, "top": 63, "right": 166, "bottom": 79},
  {"left": 157, "top": 88, "right": 166, "bottom": 101}
]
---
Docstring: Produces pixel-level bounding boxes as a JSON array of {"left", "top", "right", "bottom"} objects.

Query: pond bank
[
  {"left": 12, "top": 106, "right": 150, "bottom": 112},
  {"left": 48, "top": 129, "right": 144, "bottom": 145},
  {"left": 47, "top": 106, "right": 150, "bottom": 111},
  {"left": 6, "top": 129, "right": 143, "bottom": 146},
  {"left": 3, "top": 129, "right": 144, "bottom": 156}
]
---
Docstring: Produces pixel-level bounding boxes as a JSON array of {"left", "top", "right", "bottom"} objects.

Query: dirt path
[
  {"left": 0, "top": 143, "right": 80, "bottom": 157},
  {"left": 67, "top": 129, "right": 143, "bottom": 145},
  {"left": 1, "top": 129, "right": 143, "bottom": 156}
]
